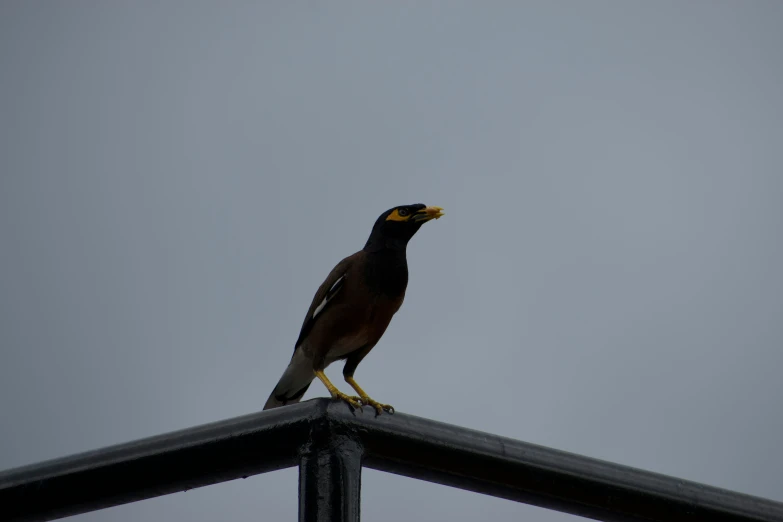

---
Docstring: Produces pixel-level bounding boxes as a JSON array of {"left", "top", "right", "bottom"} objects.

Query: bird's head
[{"left": 364, "top": 204, "right": 444, "bottom": 252}]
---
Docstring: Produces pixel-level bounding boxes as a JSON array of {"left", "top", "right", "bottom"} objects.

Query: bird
[{"left": 263, "top": 203, "right": 444, "bottom": 415}]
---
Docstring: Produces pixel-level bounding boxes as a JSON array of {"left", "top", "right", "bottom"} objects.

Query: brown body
[{"left": 301, "top": 251, "right": 405, "bottom": 371}]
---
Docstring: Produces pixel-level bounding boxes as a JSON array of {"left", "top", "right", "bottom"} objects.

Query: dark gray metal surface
[
  {"left": 0, "top": 400, "right": 325, "bottom": 522},
  {"left": 1, "top": 398, "right": 782, "bottom": 522},
  {"left": 299, "top": 426, "right": 362, "bottom": 522},
  {"left": 340, "top": 405, "right": 783, "bottom": 522}
]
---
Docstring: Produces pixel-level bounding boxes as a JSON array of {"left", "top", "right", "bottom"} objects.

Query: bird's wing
[{"left": 293, "top": 253, "right": 357, "bottom": 351}]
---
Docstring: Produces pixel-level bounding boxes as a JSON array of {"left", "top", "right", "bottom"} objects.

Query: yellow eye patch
[{"left": 385, "top": 208, "right": 411, "bottom": 222}]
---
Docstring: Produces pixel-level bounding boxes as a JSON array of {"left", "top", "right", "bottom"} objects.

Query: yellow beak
[{"left": 414, "top": 206, "right": 445, "bottom": 222}]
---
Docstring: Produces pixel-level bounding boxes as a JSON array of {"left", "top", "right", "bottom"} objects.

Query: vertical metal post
[{"left": 299, "top": 430, "right": 363, "bottom": 522}]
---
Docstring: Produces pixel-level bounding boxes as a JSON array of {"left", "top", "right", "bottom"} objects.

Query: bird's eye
[{"left": 398, "top": 208, "right": 409, "bottom": 217}]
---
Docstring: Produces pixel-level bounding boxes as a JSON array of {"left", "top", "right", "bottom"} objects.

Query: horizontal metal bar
[
  {"left": 324, "top": 401, "right": 783, "bottom": 522},
  {"left": 0, "top": 400, "right": 327, "bottom": 522},
  {"left": 2, "top": 398, "right": 782, "bottom": 522}
]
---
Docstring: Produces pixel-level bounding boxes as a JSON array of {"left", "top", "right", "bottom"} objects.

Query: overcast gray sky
[{"left": 1, "top": 2, "right": 782, "bottom": 521}]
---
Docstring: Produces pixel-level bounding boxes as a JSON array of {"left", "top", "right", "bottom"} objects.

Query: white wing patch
[{"left": 312, "top": 274, "right": 345, "bottom": 320}]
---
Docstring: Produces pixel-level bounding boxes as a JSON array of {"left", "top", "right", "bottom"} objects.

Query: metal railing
[{"left": 1, "top": 398, "right": 782, "bottom": 522}]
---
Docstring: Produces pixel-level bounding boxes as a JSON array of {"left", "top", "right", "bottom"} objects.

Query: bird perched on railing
[{"left": 263, "top": 204, "right": 444, "bottom": 415}]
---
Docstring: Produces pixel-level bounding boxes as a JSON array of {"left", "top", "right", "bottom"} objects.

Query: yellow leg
[
  {"left": 315, "top": 370, "right": 363, "bottom": 409},
  {"left": 345, "top": 376, "right": 394, "bottom": 415}
]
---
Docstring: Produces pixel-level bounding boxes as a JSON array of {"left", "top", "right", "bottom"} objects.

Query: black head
[{"left": 363, "top": 204, "right": 444, "bottom": 252}]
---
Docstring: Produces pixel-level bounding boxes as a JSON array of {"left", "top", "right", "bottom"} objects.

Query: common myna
[{"left": 263, "top": 204, "right": 444, "bottom": 415}]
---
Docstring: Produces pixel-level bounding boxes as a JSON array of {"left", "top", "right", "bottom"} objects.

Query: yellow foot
[
  {"left": 360, "top": 396, "right": 394, "bottom": 415},
  {"left": 332, "top": 391, "right": 363, "bottom": 410}
]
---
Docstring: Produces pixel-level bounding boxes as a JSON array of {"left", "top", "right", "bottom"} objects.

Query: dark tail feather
[
  {"left": 263, "top": 382, "right": 311, "bottom": 410},
  {"left": 263, "top": 350, "right": 315, "bottom": 410}
]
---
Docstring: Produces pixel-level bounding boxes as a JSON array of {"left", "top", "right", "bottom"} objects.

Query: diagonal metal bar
[
  {"left": 329, "top": 402, "right": 783, "bottom": 522},
  {"left": 0, "top": 400, "right": 326, "bottom": 522},
  {"left": 1, "top": 398, "right": 782, "bottom": 522}
]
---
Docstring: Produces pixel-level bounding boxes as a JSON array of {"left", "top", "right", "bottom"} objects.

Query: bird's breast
[
  {"left": 323, "top": 296, "right": 401, "bottom": 365},
  {"left": 362, "top": 250, "right": 409, "bottom": 298}
]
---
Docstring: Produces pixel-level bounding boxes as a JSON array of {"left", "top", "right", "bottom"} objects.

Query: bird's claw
[
  {"left": 333, "top": 391, "right": 364, "bottom": 410},
  {"left": 360, "top": 396, "right": 394, "bottom": 416}
]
